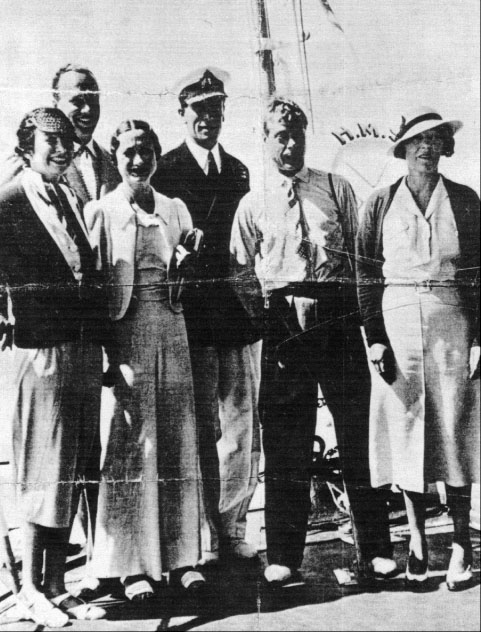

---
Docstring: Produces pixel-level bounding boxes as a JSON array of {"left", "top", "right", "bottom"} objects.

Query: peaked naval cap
[{"left": 177, "top": 67, "right": 229, "bottom": 105}]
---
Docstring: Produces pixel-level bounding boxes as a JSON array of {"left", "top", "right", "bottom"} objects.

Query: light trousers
[{"left": 190, "top": 341, "right": 261, "bottom": 551}]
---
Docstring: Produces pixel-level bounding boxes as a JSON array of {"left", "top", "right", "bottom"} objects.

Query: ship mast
[{"left": 253, "top": 0, "right": 276, "bottom": 99}]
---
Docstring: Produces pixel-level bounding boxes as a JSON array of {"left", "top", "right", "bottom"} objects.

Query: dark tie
[
  {"left": 290, "top": 178, "right": 313, "bottom": 273},
  {"left": 207, "top": 151, "right": 219, "bottom": 178},
  {"left": 46, "top": 184, "right": 95, "bottom": 274}
]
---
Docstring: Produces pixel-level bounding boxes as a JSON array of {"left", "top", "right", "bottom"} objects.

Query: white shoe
[
  {"left": 446, "top": 543, "right": 473, "bottom": 591},
  {"left": 371, "top": 557, "right": 398, "bottom": 578},
  {"left": 179, "top": 570, "right": 206, "bottom": 590},
  {"left": 223, "top": 540, "right": 258, "bottom": 560},
  {"left": 69, "top": 575, "right": 101, "bottom": 599},
  {"left": 264, "top": 564, "right": 293, "bottom": 584},
  {"left": 198, "top": 550, "right": 220, "bottom": 566}
]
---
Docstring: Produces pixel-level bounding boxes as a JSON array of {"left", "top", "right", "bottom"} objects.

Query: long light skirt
[
  {"left": 92, "top": 299, "right": 202, "bottom": 580},
  {"left": 11, "top": 342, "right": 102, "bottom": 528},
  {"left": 369, "top": 286, "right": 479, "bottom": 493}
]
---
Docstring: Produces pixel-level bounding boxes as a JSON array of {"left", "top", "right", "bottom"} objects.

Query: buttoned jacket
[
  {"left": 0, "top": 180, "right": 109, "bottom": 348},
  {"left": 85, "top": 185, "right": 192, "bottom": 321},
  {"left": 356, "top": 176, "right": 480, "bottom": 347},
  {"left": 151, "top": 141, "right": 259, "bottom": 346},
  {"left": 65, "top": 140, "right": 120, "bottom": 207}
]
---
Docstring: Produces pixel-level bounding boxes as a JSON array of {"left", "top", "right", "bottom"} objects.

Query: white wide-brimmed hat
[{"left": 389, "top": 106, "right": 463, "bottom": 158}]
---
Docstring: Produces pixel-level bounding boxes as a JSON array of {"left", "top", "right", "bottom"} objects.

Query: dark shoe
[
  {"left": 175, "top": 569, "right": 208, "bottom": 599},
  {"left": 121, "top": 575, "right": 155, "bottom": 602},
  {"left": 405, "top": 545, "right": 429, "bottom": 590}
]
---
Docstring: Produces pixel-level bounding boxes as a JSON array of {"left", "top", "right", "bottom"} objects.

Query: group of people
[{"left": 0, "top": 63, "right": 478, "bottom": 627}]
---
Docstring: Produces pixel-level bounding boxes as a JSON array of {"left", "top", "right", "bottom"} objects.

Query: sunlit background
[{"left": 0, "top": 0, "right": 479, "bottom": 197}]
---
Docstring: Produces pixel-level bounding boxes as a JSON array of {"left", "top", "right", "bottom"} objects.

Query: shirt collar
[
  {"left": 401, "top": 175, "right": 448, "bottom": 217},
  {"left": 75, "top": 138, "right": 96, "bottom": 157},
  {"left": 22, "top": 168, "right": 57, "bottom": 202},
  {"left": 119, "top": 183, "right": 169, "bottom": 226},
  {"left": 185, "top": 136, "right": 222, "bottom": 173},
  {"left": 266, "top": 164, "right": 309, "bottom": 187}
]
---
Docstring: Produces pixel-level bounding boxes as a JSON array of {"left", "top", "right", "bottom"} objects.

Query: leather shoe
[
  {"left": 264, "top": 564, "right": 293, "bottom": 586},
  {"left": 446, "top": 544, "right": 473, "bottom": 591},
  {"left": 221, "top": 540, "right": 258, "bottom": 560},
  {"left": 370, "top": 557, "right": 399, "bottom": 579},
  {"left": 405, "top": 545, "right": 429, "bottom": 590}
]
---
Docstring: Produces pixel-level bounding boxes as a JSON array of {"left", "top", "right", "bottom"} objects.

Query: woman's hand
[
  {"left": 175, "top": 245, "right": 196, "bottom": 276},
  {"left": 469, "top": 345, "right": 480, "bottom": 380},
  {"left": 369, "top": 343, "right": 396, "bottom": 384}
]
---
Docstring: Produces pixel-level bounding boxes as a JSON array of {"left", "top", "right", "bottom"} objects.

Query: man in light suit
[
  {"left": 0, "top": 64, "right": 119, "bottom": 205},
  {"left": 151, "top": 68, "right": 262, "bottom": 564}
]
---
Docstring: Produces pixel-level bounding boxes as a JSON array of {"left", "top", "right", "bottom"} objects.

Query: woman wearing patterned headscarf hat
[
  {"left": 356, "top": 107, "right": 480, "bottom": 591},
  {"left": 0, "top": 107, "right": 108, "bottom": 624}
]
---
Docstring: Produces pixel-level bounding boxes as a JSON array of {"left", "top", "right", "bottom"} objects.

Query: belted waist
[
  {"left": 269, "top": 281, "right": 353, "bottom": 299},
  {"left": 133, "top": 283, "right": 170, "bottom": 302},
  {"left": 385, "top": 279, "right": 459, "bottom": 294}
]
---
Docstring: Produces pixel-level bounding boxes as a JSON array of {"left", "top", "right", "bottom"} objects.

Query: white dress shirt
[
  {"left": 231, "top": 165, "right": 358, "bottom": 294},
  {"left": 22, "top": 168, "right": 86, "bottom": 281},
  {"left": 185, "top": 136, "right": 222, "bottom": 174},
  {"left": 382, "top": 177, "right": 460, "bottom": 281}
]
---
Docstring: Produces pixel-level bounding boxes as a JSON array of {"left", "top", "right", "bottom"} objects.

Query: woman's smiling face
[
  {"left": 28, "top": 129, "right": 73, "bottom": 181},
  {"left": 115, "top": 129, "right": 157, "bottom": 187}
]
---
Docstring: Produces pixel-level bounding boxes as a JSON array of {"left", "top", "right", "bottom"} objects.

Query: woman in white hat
[{"left": 356, "top": 107, "right": 479, "bottom": 591}]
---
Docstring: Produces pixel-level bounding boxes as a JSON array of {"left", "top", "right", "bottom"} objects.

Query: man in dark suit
[
  {"left": 151, "top": 68, "right": 261, "bottom": 563},
  {"left": 0, "top": 64, "right": 119, "bottom": 205},
  {"left": 52, "top": 64, "right": 120, "bottom": 206}
]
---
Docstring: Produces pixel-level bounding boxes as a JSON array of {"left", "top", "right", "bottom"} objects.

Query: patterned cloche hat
[{"left": 26, "top": 107, "right": 76, "bottom": 136}]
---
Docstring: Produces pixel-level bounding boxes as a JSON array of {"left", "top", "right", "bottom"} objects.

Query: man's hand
[
  {"left": 0, "top": 317, "right": 13, "bottom": 351},
  {"left": 0, "top": 154, "right": 24, "bottom": 188},
  {"left": 369, "top": 343, "right": 396, "bottom": 384},
  {"left": 469, "top": 345, "right": 480, "bottom": 380}
]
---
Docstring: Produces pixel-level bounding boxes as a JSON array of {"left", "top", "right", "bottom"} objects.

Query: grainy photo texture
[{"left": 0, "top": 1, "right": 479, "bottom": 630}]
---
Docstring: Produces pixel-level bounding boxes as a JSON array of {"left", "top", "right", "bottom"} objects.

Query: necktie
[
  {"left": 207, "top": 151, "right": 219, "bottom": 178},
  {"left": 46, "top": 184, "right": 95, "bottom": 274},
  {"left": 289, "top": 178, "right": 313, "bottom": 275},
  {"left": 76, "top": 144, "right": 99, "bottom": 201}
]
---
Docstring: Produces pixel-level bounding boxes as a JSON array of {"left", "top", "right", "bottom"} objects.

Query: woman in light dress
[
  {"left": 0, "top": 108, "right": 108, "bottom": 626},
  {"left": 85, "top": 120, "right": 205, "bottom": 601},
  {"left": 357, "top": 107, "right": 479, "bottom": 591}
]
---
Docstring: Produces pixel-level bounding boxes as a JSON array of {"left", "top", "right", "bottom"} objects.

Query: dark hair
[
  {"left": 263, "top": 97, "right": 308, "bottom": 136},
  {"left": 110, "top": 120, "right": 162, "bottom": 165},
  {"left": 395, "top": 123, "right": 455, "bottom": 159},
  {"left": 15, "top": 107, "right": 76, "bottom": 164},
  {"left": 52, "top": 64, "right": 99, "bottom": 102}
]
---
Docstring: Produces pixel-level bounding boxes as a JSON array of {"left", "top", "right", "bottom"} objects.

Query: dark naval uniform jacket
[{"left": 151, "top": 141, "right": 260, "bottom": 347}]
